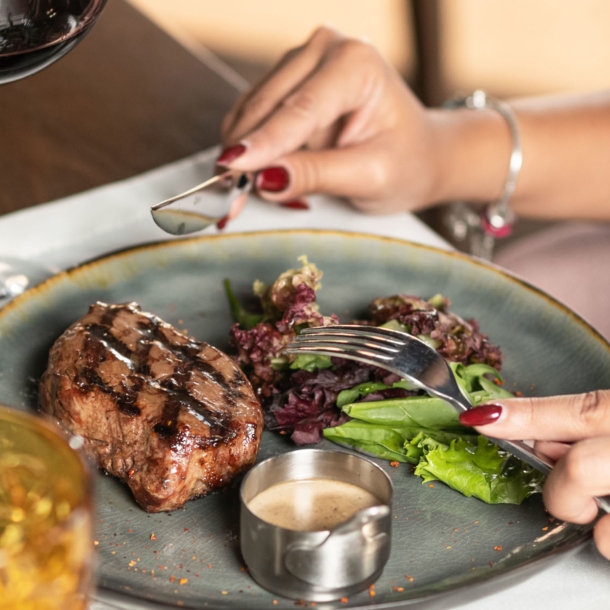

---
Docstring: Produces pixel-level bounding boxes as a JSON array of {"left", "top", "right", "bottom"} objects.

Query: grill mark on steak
[
  {"left": 40, "top": 301, "right": 263, "bottom": 512},
  {"left": 80, "top": 310, "right": 232, "bottom": 436}
]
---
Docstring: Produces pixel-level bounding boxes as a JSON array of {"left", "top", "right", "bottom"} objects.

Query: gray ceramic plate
[{"left": 0, "top": 230, "right": 608, "bottom": 610}]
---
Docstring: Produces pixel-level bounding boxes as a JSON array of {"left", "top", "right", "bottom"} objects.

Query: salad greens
[
  {"left": 225, "top": 257, "right": 544, "bottom": 505},
  {"left": 324, "top": 363, "right": 544, "bottom": 504}
]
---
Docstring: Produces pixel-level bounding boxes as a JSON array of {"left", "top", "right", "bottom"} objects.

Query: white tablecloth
[{"left": 1, "top": 148, "right": 608, "bottom": 609}]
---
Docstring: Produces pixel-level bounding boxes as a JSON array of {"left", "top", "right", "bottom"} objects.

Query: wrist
[{"left": 426, "top": 106, "right": 514, "bottom": 206}]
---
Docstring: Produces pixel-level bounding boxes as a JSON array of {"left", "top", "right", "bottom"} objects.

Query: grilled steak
[{"left": 40, "top": 302, "right": 263, "bottom": 512}]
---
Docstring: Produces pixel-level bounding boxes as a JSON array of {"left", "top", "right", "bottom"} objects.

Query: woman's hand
[
  {"left": 218, "top": 27, "right": 445, "bottom": 215},
  {"left": 459, "top": 390, "right": 610, "bottom": 559}
]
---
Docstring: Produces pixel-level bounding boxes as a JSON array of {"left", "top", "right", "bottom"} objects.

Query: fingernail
[
  {"left": 257, "top": 167, "right": 289, "bottom": 192},
  {"left": 281, "top": 199, "right": 310, "bottom": 210},
  {"left": 459, "top": 403, "right": 503, "bottom": 427},
  {"left": 217, "top": 144, "right": 246, "bottom": 165},
  {"left": 216, "top": 215, "right": 229, "bottom": 230}
]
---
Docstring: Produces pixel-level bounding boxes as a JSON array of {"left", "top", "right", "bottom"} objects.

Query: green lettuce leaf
[
  {"left": 341, "top": 396, "right": 463, "bottom": 429},
  {"left": 323, "top": 421, "right": 478, "bottom": 465},
  {"left": 324, "top": 422, "right": 417, "bottom": 463},
  {"left": 414, "top": 435, "right": 545, "bottom": 504}
]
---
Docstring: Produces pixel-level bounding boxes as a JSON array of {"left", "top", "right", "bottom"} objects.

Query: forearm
[{"left": 429, "top": 91, "right": 610, "bottom": 220}]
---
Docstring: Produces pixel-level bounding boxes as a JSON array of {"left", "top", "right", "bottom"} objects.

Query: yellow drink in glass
[{"left": 0, "top": 407, "right": 93, "bottom": 610}]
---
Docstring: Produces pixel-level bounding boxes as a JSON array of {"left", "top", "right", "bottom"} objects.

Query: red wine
[{"left": 0, "top": 0, "right": 106, "bottom": 84}]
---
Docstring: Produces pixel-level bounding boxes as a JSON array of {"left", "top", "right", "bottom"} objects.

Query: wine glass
[{"left": 0, "top": 0, "right": 107, "bottom": 304}]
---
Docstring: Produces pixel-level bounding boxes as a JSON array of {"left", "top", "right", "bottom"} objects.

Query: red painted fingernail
[
  {"left": 217, "top": 144, "right": 246, "bottom": 165},
  {"left": 281, "top": 199, "right": 310, "bottom": 210},
  {"left": 216, "top": 215, "right": 229, "bottom": 230},
  {"left": 257, "top": 167, "right": 289, "bottom": 192},
  {"left": 459, "top": 403, "right": 503, "bottom": 427}
]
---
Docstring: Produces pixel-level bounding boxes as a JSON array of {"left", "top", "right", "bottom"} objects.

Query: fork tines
[{"left": 286, "top": 324, "right": 407, "bottom": 363}]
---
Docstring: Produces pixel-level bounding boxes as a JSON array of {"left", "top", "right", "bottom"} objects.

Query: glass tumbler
[{"left": 0, "top": 406, "right": 93, "bottom": 609}]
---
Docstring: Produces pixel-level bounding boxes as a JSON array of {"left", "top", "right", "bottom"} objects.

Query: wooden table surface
[{"left": 0, "top": 0, "right": 241, "bottom": 216}]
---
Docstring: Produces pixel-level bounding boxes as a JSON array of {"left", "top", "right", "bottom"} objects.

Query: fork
[{"left": 286, "top": 324, "right": 610, "bottom": 513}]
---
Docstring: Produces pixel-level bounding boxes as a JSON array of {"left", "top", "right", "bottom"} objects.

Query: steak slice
[{"left": 40, "top": 302, "right": 263, "bottom": 512}]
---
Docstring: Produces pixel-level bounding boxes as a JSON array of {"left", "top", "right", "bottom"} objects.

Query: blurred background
[{"left": 128, "top": 0, "right": 610, "bottom": 103}]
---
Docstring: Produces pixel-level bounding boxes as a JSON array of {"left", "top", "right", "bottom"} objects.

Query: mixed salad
[{"left": 225, "top": 257, "right": 544, "bottom": 505}]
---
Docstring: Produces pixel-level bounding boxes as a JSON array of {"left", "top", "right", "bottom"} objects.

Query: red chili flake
[
  {"left": 127, "top": 529, "right": 133, "bottom": 533},
  {"left": 428, "top": 484, "right": 435, "bottom": 488},
  {"left": 128, "top": 469, "right": 135, "bottom": 478},
  {"left": 514, "top": 391, "right": 523, "bottom": 397},
  {"left": 280, "top": 200, "right": 310, "bottom": 210},
  {"left": 216, "top": 216, "right": 229, "bottom": 230},
  {"left": 405, "top": 575, "right": 414, "bottom": 582},
  {"left": 389, "top": 461, "right": 400, "bottom": 468},
  {"left": 169, "top": 576, "right": 176, "bottom": 583},
  {"left": 184, "top": 528, "right": 189, "bottom": 532},
  {"left": 150, "top": 533, "right": 157, "bottom": 541},
  {"left": 492, "top": 378, "right": 503, "bottom": 386},
  {"left": 207, "top": 564, "right": 212, "bottom": 569},
  {"left": 340, "top": 598, "right": 348, "bottom": 604},
  {"left": 295, "top": 600, "right": 306, "bottom": 606},
  {"left": 493, "top": 546, "right": 503, "bottom": 552}
]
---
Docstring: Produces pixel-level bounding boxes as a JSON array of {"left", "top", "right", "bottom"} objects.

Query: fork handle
[
  {"left": 490, "top": 437, "right": 610, "bottom": 514},
  {"left": 488, "top": 437, "right": 553, "bottom": 476}
]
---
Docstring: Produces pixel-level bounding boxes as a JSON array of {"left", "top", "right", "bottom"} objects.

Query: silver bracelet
[{"left": 445, "top": 90, "right": 523, "bottom": 241}]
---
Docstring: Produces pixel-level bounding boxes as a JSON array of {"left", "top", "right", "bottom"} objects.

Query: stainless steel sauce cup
[{"left": 240, "top": 449, "right": 393, "bottom": 602}]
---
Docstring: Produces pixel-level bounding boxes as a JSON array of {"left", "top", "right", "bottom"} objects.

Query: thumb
[
  {"left": 458, "top": 389, "right": 610, "bottom": 442},
  {"left": 255, "top": 142, "right": 393, "bottom": 205}
]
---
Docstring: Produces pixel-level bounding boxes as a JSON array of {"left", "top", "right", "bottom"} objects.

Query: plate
[{"left": 0, "top": 230, "right": 607, "bottom": 610}]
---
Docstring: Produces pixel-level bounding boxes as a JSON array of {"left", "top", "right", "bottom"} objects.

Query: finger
[
  {"left": 253, "top": 139, "right": 396, "bottom": 205},
  {"left": 542, "top": 437, "right": 610, "bottom": 524},
  {"left": 534, "top": 440, "right": 572, "bottom": 461},
  {"left": 594, "top": 513, "right": 610, "bottom": 560},
  {"left": 225, "top": 39, "right": 385, "bottom": 171},
  {"left": 222, "top": 27, "right": 342, "bottom": 144},
  {"left": 227, "top": 192, "right": 248, "bottom": 220},
  {"left": 458, "top": 389, "right": 610, "bottom": 442}
]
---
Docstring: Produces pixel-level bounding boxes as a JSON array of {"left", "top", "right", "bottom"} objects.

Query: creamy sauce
[{"left": 248, "top": 478, "right": 382, "bottom": 531}]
